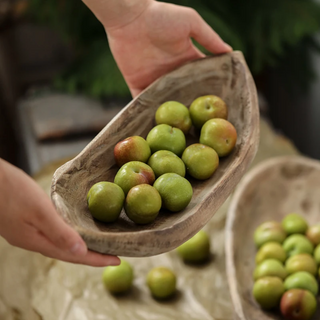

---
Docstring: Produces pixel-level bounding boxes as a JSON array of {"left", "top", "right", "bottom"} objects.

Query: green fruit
[
  {"left": 314, "top": 243, "right": 320, "bottom": 264},
  {"left": 147, "top": 267, "right": 176, "bottom": 299},
  {"left": 155, "top": 101, "right": 192, "bottom": 134},
  {"left": 284, "top": 271, "right": 318, "bottom": 296},
  {"left": 255, "top": 242, "right": 287, "bottom": 264},
  {"left": 124, "top": 184, "right": 161, "bottom": 224},
  {"left": 177, "top": 230, "right": 210, "bottom": 263},
  {"left": 181, "top": 144, "right": 219, "bottom": 180},
  {"left": 114, "top": 161, "right": 155, "bottom": 195},
  {"left": 146, "top": 124, "right": 186, "bottom": 156},
  {"left": 285, "top": 254, "right": 317, "bottom": 276},
  {"left": 148, "top": 150, "right": 185, "bottom": 178},
  {"left": 189, "top": 95, "right": 228, "bottom": 130},
  {"left": 114, "top": 136, "right": 151, "bottom": 167},
  {"left": 199, "top": 118, "right": 237, "bottom": 157},
  {"left": 254, "top": 221, "right": 287, "bottom": 248},
  {"left": 282, "top": 213, "right": 308, "bottom": 235},
  {"left": 102, "top": 259, "right": 133, "bottom": 294},
  {"left": 153, "top": 173, "right": 193, "bottom": 212},
  {"left": 306, "top": 224, "right": 320, "bottom": 246},
  {"left": 253, "top": 259, "right": 287, "bottom": 281},
  {"left": 283, "top": 234, "right": 314, "bottom": 258},
  {"left": 87, "top": 182, "right": 125, "bottom": 223},
  {"left": 280, "top": 289, "right": 317, "bottom": 320},
  {"left": 253, "top": 276, "right": 285, "bottom": 310}
]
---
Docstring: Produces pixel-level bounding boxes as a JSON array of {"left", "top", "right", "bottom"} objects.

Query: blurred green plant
[{"left": 28, "top": 0, "right": 320, "bottom": 98}]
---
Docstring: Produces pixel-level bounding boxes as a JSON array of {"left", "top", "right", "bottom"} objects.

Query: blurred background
[{"left": 2, "top": 0, "right": 320, "bottom": 177}]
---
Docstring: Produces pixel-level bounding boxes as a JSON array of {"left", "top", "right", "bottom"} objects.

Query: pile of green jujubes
[
  {"left": 87, "top": 95, "right": 236, "bottom": 226},
  {"left": 253, "top": 213, "right": 320, "bottom": 320}
]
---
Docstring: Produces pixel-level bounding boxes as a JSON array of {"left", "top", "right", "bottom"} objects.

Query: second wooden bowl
[{"left": 226, "top": 156, "right": 320, "bottom": 320}]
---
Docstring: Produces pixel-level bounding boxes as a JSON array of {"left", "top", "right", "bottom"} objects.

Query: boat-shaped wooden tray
[{"left": 51, "top": 51, "right": 259, "bottom": 257}]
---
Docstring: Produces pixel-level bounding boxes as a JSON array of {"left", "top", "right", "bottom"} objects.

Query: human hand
[
  {"left": 0, "top": 159, "right": 120, "bottom": 267},
  {"left": 105, "top": 1, "right": 232, "bottom": 97}
]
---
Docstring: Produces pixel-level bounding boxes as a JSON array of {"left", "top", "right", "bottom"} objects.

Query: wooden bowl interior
[
  {"left": 227, "top": 157, "right": 320, "bottom": 320},
  {"left": 52, "top": 52, "right": 258, "bottom": 256}
]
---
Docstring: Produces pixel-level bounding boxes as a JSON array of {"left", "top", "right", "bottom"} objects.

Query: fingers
[
  {"left": 36, "top": 232, "right": 121, "bottom": 267},
  {"left": 130, "top": 87, "right": 141, "bottom": 98},
  {"left": 15, "top": 223, "right": 120, "bottom": 267},
  {"left": 29, "top": 194, "right": 88, "bottom": 256},
  {"left": 2, "top": 160, "right": 88, "bottom": 257},
  {"left": 189, "top": 43, "right": 206, "bottom": 59},
  {"left": 188, "top": 8, "right": 232, "bottom": 54},
  {"left": 39, "top": 239, "right": 121, "bottom": 267}
]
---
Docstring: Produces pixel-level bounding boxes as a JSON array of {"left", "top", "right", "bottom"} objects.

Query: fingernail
[{"left": 70, "top": 242, "right": 87, "bottom": 256}]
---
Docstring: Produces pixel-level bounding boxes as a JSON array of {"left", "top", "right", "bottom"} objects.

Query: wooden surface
[
  {"left": 51, "top": 51, "right": 260, "bottom": 257},
  {"left": 226, "top": 156, "right": 320, "bottom": 320}
]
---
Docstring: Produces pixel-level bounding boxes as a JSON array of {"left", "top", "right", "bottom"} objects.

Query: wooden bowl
[
  {"left": 51, "top": 51, "right": 259, "bottom": 257},
  {"left": 226, "top": 156, "right": 320, "bottom": 320}
]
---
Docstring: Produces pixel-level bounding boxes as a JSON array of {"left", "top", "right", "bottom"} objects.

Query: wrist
[{"left": 82, "top": 0, "right": 153, "bottom": 31}]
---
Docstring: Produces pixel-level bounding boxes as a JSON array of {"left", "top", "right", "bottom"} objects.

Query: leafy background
[{"left": 27, "top": 0, "right": 320, "bottom": 98}]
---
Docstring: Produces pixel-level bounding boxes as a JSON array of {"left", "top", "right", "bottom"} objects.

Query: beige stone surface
[{"left": 0, "top": 119, "right": 298, "bottom": 319}]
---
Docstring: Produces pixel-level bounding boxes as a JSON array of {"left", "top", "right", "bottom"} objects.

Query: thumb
[{"left": 188, "top": 9, "right": 232, "bottom": 54}]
